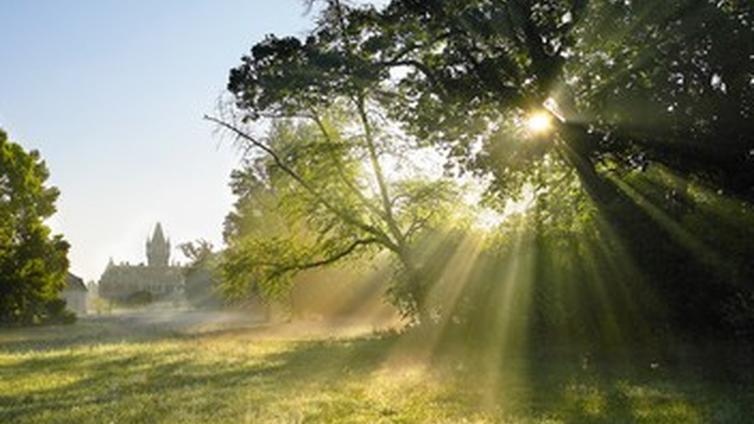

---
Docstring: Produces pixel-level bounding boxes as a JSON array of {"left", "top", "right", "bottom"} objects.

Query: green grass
[{"left": 1, "top": 315, "right": 752, "bottom": 423}]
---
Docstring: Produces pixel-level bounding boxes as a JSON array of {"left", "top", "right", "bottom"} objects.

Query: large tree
[
  {"left": 354, "top": 0, "right": 754, "bottom": 337},
  {"left": 0, "top": 130, "right": 71, "bottom": 325},
  {"left": 294, "top": 0, "right": 752, "bottom": 200},
  {"left": 221, "top": 0, "right": 754, "bottom": 336}
]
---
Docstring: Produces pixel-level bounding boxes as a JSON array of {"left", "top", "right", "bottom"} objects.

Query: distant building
[
  {"left": 98, "top": 223, "right": 184, "bottom": 301},
  {"left": 62, "top": 273, "right": 88, "bottom": 315}
]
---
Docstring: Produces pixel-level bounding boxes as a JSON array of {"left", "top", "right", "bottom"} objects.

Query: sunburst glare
[{"left": 526, "top": 111, "right": 553, "bottom": 135}]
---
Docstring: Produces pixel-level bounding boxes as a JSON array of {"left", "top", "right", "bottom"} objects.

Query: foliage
[
  {"left": 298, "top": 0, "right": 754, "bottom": 201},
  {"left": 214, "top": 0, "right": 754, "bottom": 343},
  {"left": 426, "top": 157, "right": 754, "bottom": 347},
  {"left": 122, "top": 290, "right": 153, "bottom": 306},
  {"left": 223, "top": 0, "right": 754, "bottom": 339},
  {"left": 180, "top": 240, "right": 223, "bottom": 308},
  {"left": 255, "top": 0, "right": 753, "bottom": 209},
  {"left": 0, "top": 129, "right": 71, "bottom": 325},
  {"left": 216, "top": 116, "right": 461, "bottom": 318},
  {"left": 90, "top": 296, "right": 113, "bottom": 315},
  {"left": 41, "top": 298, "right": 77, "bottom": 325}
]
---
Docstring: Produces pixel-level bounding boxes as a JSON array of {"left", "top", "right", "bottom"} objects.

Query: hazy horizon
[{"left": 0, "top": 1, "right": 336, "bottom": 282}]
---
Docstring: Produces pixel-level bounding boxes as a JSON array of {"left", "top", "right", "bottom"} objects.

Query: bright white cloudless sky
[{"left": 1, "top": 0, "right": 385, "bottom": 282}]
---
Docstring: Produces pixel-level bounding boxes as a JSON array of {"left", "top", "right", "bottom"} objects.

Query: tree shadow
[
  {"left": 4, "top": 316, "right": 752, "bottom": 422},
  {"left": 511, "top": 350, "right": 754, "bottom": 423},
  {"left": 0, "top": 324, "right": 400, "bottom": 423}
]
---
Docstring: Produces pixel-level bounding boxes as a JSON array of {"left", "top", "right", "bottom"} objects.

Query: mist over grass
[{"left": 1, "top": 312, "right": 752, "bottom": 423}]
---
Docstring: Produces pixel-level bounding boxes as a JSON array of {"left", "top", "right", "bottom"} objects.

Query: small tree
[
  {"left": 0, "top": 130, "right": 71, "bottom": 325},
  {"left": 180, "top": 239, "right": 222, "bottom": 308}
]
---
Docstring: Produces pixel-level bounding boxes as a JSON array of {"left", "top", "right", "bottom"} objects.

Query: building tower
[{"left": 146, "top": 222, "right": 171, "bottom": 267}]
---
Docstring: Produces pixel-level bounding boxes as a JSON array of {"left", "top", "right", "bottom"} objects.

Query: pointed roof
[
  {"left": 66, "top": 273, "right": 87, "bottom": 291},
  {"left": 151, "top": 222, "right": 166, "bottom": 244}
]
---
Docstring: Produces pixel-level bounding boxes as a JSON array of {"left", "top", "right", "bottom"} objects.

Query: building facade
[
  {"left": 98, "top": 223, "right": 184, "bottom": 301},
  {"left": 62, "top": 273, "right": 88, "bottom": 315}
]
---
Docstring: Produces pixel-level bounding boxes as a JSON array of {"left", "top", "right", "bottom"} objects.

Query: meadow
[{"left": 1, "top": 312, "right": 752, "bottom": 423}]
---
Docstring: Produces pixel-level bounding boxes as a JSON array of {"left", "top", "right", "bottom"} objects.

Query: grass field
[{"left": 1, "top": 312, "right": 752, "bottom": 423}]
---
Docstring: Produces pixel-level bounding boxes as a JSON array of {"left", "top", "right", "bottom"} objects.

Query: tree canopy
[
  {"left": 215, "top": 112, "right": 463, "bottom": 319},
  {"left": 0, "top": 129, "right": 71, "bottom": 325},
  {"left": 215, "top": 0, "right": 754, "bottom": 338}
]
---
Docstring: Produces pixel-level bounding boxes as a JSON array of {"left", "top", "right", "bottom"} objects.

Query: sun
[{"left": 526, "top": 111, "right": 553, "bottom": 135}]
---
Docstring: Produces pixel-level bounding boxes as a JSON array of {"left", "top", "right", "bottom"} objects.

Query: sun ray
[{"left": 607, "top": 173, "right": 732, "bottom": 275}]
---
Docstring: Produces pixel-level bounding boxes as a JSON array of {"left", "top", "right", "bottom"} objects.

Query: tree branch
[
  {"left": 379, "top": 59, "right": 441, "bottom": 87},
  {"left": 205, "top": 114, "right": 398, "bottom": 250},
  {"left": 272, "top": 237, "right": 379, "bottom": 275},
  {"left": 308, "top": 111, "right": 388, "bottom": 223},
  {"left": 354, "top": 96, "right": 407, "bottom": 247}
]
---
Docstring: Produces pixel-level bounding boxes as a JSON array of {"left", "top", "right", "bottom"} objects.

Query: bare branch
[
  {"left": 355, "top": 96, "right": 407, "bottom": 247},
  {"left": 405, "top": 210, "right": 436, "bottom": 241},
  {"left": 205, "top": 114, "right": 399, "bottom": 252},
  {"left": 272, "top": 237, "right": 380, "bottom": 276},
  {"left": 308, "top": 111, "right": 387, "bottom": 222}
]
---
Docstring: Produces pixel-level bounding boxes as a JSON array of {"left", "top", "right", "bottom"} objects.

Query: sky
[{"left": 0, "top": 1, "right": 380, "bottom": 282}]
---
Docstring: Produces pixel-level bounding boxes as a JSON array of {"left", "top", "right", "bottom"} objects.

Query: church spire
[{"left": 146, "top": 222, "right": 171, "bottom": 267}]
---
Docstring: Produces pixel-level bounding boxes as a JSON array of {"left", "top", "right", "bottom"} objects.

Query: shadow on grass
[
  {"left": 0, "top": 323, "right": 399, "bottom": 423},
  {"left": 401, "top": 327, "right": 754, "bottom": 424},
  {"left": 0, "top": 318, "right": 177, "bottom": 354},
  {"left": 3, "top": 318, "right": 754, "bottom": 423},
  {"left": 463, "top": 349, "right": 754, "bottom": 423}
]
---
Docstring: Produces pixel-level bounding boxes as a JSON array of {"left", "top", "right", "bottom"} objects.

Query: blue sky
[{"left": 0, "top": 1, "right": 370, "bottom": 281}]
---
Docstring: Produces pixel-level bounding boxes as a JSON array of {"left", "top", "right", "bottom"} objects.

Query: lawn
[{"left": 1, "top": 312, "right": 752, "bottom": 423}]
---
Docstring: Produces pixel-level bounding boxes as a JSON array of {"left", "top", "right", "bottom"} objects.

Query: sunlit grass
[{"left": 1, "top": 317, "right": 752, "bottom": 423}]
